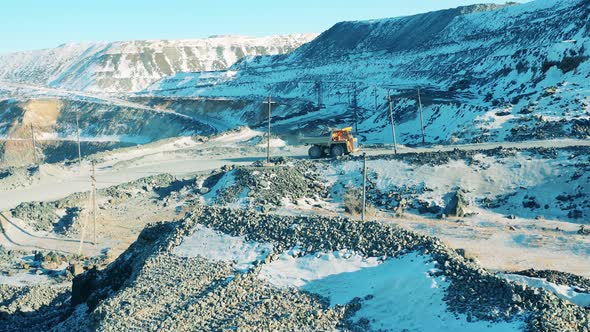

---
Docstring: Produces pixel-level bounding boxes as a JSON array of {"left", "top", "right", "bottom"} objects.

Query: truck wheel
[
  {"left": 308, "top": 146, "right": 323, "bottom": 159},
  {"left": 330, "top": 144, "right": 345, "bottom": 158}
]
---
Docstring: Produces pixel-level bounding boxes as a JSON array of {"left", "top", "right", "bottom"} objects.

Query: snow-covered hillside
[
  {"left": 0, "top": 34, "right": 317, "bottom": 93},
  {"left": 145, "top": 0, "right": 590, "bottom": 145}
]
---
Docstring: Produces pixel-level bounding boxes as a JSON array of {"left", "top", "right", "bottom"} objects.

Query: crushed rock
[{"left": 52, "top": 207, "right": 590, "bottom": 332}]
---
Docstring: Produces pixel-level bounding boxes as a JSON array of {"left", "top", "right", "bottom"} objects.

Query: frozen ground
[
  {"left": 174, "top": 224, "right": 273, "bottom": 272},
  {"left": 333, "top": 148, "right": 589, "bottom": 222},
  {"left": 3, "top": 133, "right": 587, "bottom": 211}
]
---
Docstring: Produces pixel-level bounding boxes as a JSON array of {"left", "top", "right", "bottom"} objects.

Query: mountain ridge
[
  {"left": 145, "top": 0, "right": 590, "bottom": 145},
  {"left": 0, "top": 34, "right": 318, "bottom": 93}
]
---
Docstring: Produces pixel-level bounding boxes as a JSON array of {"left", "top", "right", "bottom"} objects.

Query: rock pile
[
  {"left": 61, "top": 207, "right": 590, "bottom": 332},
  {"left": 0, "top": 284, "right": 70, "bottom": 331},
  {"left": 202, "top": 161, "right": 330, "bottom": 211},
  {"left": 11, "top": 202, "right": 58, "bottom": 232},
  {"left": 61, "top": 220, "right": 349, "bottom": 331},
  {"left": 10, "top": 173, "right": 186, "bottom": 234},
  {"left": 3, "top": 206, "right": 589, "bottom": 331}
]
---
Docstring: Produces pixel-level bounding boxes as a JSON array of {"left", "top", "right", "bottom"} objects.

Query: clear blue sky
[{"left": 0, "top": 0, "right": 522, "bottom": 54}]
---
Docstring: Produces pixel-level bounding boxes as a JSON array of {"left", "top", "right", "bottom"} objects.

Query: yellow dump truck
[{"left": 300, "top": 127, "right": 359, "bottom": 158}]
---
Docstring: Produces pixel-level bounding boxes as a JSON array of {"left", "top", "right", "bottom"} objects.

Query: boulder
[
  {"left": 68, "top": 264, "right": 85, "bottom": 276},
  {"left": 444, "top": 189, "right": 468, "bottom": 217}
]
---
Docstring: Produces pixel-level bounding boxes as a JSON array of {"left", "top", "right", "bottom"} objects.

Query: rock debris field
[
  {"left": 1, "top": 146, "right": 589, "bottom": 332},
  {"left": 1, "top": 206, "right": 588, "bottom": 331}
]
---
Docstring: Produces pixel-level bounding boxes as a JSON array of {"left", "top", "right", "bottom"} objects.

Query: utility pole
[
  {"left": 387, "top": 89, "right": 398, "bottom": 154},
  {"left": 373, "top": 86, "right": 378, "bottom": 113},
  {"left": 30, "top": 124, "right": 38, "bottom": 165},
  {"left": 77, "top": 161, "right": 97, "bottom": 254},
  {"left": 91, "top": 161, "right": 97, "bottom": 246},
  {"left": 352, "top": 83, "right": 359, "bottom": 136},
  {"left": 362, "top": 152, "right": 367, "bottom": 222},
  {"left": 78, "top": 184, "right": 92, "bottom": 255},
  {"left": 263, "top": 94, "right": 276, "bottom": 163},
  {"left": 347, "top": 85, "right": 352, "bottom": 106},
  {"left": 75, "top": 110, "right": 82, "bottom": 167},
  {"left": 77, "top": 194, "right": 91, "bottom": 255},
  {"left": 418, "top": 88, "right": 425, "bottom": 144},
  {"left": 316, "top": 81, "right": 325, "bottom": 109}
]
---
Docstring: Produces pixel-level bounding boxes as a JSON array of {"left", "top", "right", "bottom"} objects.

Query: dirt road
[
  {"left": 2, "top": 137, "right": 589, "bottom": 211},
  {"left": 0, "top": 211, "right": 99, "bottom": 255}
]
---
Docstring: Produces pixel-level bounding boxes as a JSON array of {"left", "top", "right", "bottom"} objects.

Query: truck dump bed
[{"left": 299, "top": 136, "right": 332, "bottom": 145}]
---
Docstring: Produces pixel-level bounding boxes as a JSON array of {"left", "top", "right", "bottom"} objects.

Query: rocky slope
[
  {"left": 2, "top": 206, "right": 587, "bottom": 331},
  {"left": 145, "top": 0, "right": 590, "bottom": 144},
  {"left": 0, "top": 34, "right": 317, "bottom": 93}
]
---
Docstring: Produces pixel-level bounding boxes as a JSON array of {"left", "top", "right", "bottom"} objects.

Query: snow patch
[
  {"left": 499, "top": 273, "right": 590, "bottom": 307},
  {"left": 260, "top": 251, "right": 524, "bottom": 331},
  {"left": 212, "top": 127, "right": 260, "bottom": 144},
  {"left": 202, "top": 171, "right": 236, "bottom": 204},
  {"left": 174, "top": 224, "right": 273, "bottom": 272}
]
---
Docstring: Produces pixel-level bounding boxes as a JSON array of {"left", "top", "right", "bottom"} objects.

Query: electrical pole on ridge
[
  {"left": 351, "top": 83, "right": 359, "bottom": 136},
  {"left": 30, "top": 124, "right": 38, "bottom": 165},
  {"left": 362, "top": 152, "right": 367, "bottom": 222},
  {"left": 91, "top": 161, "right": 97, "bottom": 246},
  {"left": 76, "top": 110, "right": 82, "bottom": 168},
  {"left": 417, "top": 88, "right": 426, "bottom": 144},
  {"left": 263, "top": 94, "right": 276, "bottom": 163},
  {"left": 373, "top": 86, "right": 378, "bottom": 114},
  {"left": 386, "top": 89, "right": 398, "bottom": 154}
]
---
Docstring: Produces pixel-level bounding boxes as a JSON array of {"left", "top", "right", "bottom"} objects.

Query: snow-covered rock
[{"left": 0, "top": 34, "right": 317, "bottom": 93}]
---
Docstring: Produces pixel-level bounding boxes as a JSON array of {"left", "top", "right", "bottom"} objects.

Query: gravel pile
[
  {"left": 0, "top": 166, "right": 40, "bottom": 190},
  {"left": 334, "top": 174, "right": 466, "bottom": 218},
  {"left": 192, "top": 208, "right": 589, "bottom": 330},
  {"left": 2, "top": 201, "right": 589, "bottom": 331},
  {"left": 203, "top": 161, "right": 329, "bottom": 211},
  {"left": 100, "top": 173, "right": 177, "bottom": 199},
  {"left": 376, "top": 146, "right": 517, "bottom": 166},
  {"left": 236, "top": 162, "right": 328, "bottom": 208},
  {"left": 50, "top": 207, "right": 588, "bottom": 331},
  {"left": 11, "top": 202, "right": 59, "bottom": 232},
  {"left": 60, "top": 220, "right": 349, "bottom": 331},
  {"left": 0, "top": 284, "right": 70, "bottom": 331},
  {"left": 0, "top": 245, "right": 25, "bottom": 273}
]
